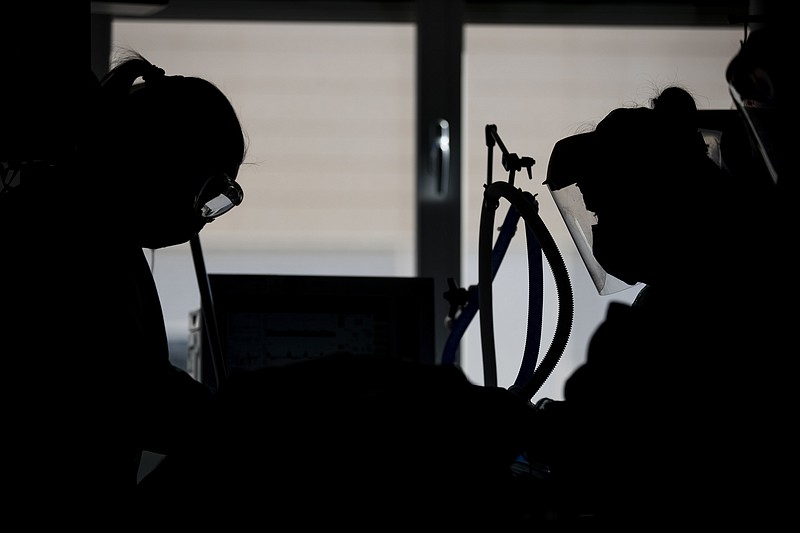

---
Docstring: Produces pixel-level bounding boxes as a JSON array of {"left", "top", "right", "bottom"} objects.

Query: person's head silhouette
[
  {"left": 94, "top": 53, "right": 247, "bottom": 249},
  {"left": 545, "top": 86, "right": 723, "bottom": 292}
]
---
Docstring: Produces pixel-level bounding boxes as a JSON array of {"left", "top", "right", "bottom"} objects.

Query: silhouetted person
[
  {"left": 2, "top": 51, "right": 536, "bottom": 527},
  {"left": 532, "top": 83, "right": 788, "bottom": 528},
  {"left": 2, "top": 52, "right": 247, "bottom": 520}
]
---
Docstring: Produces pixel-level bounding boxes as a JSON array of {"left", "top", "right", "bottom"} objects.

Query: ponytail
[{"left": 99, "top": 54, "right": 165, "bottom": 105}]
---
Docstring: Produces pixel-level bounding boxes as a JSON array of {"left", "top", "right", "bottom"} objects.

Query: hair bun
[
  {"left": 652, "top": 86, "right": 697, "bottom": 115},
  {"left": 651, "top": 87, "right": 702, "bottom": 150}
]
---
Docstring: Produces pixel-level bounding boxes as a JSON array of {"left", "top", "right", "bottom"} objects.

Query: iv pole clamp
[
  {"left": 485, "top": 124, "right": 535, "bottom": 187},
  {"left": 480, "top": 124, "right": 574, "bottom": 402}
]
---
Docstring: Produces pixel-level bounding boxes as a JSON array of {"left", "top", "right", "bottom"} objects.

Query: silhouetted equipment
[
  {"left": 442, "top": 125, "right": 574, "bottom": 400},
  {"left": 189, "top": 273, "right": 437, "bottom": 387}
]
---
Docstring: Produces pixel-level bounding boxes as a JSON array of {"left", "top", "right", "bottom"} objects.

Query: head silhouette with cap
[
  {"left": 546, "top": 86, "right": 724, "bottom": 290},
  {"left": 93, "top": 52, "right": 247, "bottom": 249}
]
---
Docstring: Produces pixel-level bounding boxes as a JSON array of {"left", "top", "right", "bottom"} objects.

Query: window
[
  {"left": 113, "top": 19, "right": 743, "bottom": 398},
  {"left": 112, "top": 20, "right": 416, "bottom": 370},
  {"left": 461, "top": 24, "right": 742, "bottom": 397}
]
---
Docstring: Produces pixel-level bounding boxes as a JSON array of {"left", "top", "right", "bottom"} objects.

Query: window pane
[{"left": 111, "top": 20, "right": 415, "bottom": 367}]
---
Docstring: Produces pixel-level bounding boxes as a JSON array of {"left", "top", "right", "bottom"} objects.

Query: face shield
[
  {"left": 725, "top": 26, "right": 786, "bottom": 188},
  {"left": 545, "top": 101, "right": 730, "bottom": 296},
  {"left": 544, "top": 132, "right": 638, "bottom": 296}
]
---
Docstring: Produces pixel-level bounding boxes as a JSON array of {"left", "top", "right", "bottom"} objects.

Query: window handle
[{"left": 430, "top": 118, "right": 450, "bottom": 195}]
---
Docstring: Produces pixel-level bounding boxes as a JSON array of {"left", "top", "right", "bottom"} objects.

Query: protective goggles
[{"left": 194, "top": 173, "right": 244, "bottom": 220}]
